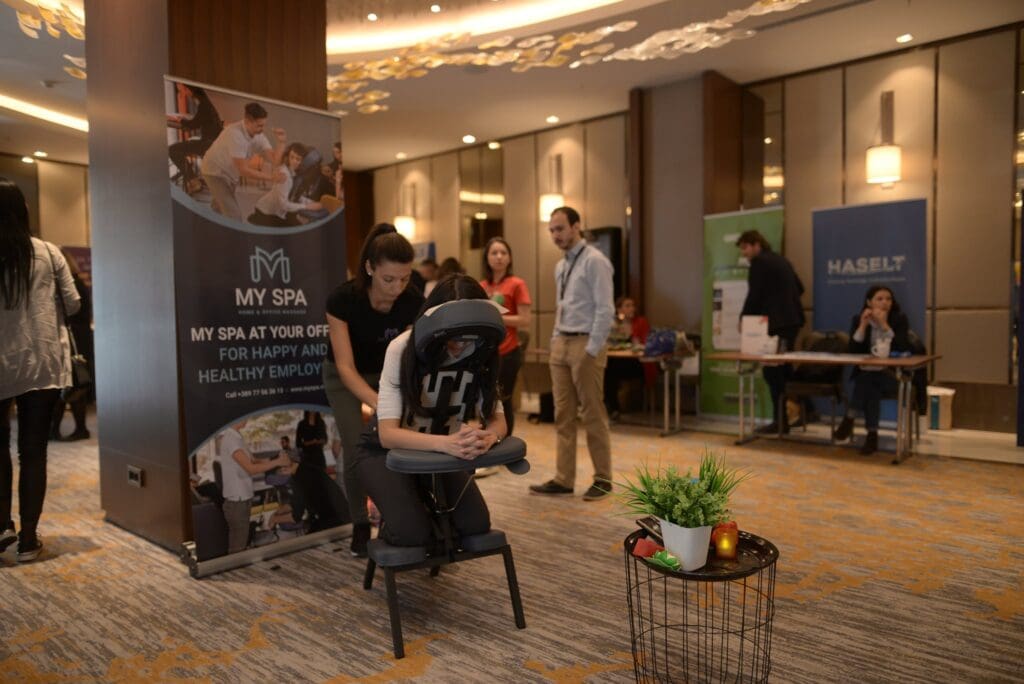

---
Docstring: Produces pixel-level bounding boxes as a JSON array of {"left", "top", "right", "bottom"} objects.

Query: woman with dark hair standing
[
  {"left": 0, "top": 178, "right": 80, "bottom": 562},
  {"left": 479, "top": 237, "right": 531, "bottom": 437},
  {"left": 292, "top": 410, "right": 341, "bottom": 532},
  {"left": 833, "top": 285, "right": 912, "bottom": 455},
  {"left": 51, "top": 248, "right": 93, "bottom": 441},
  {"left": 323, "top": 223, "right": 424, "bottom": 555},
  {"left": 354, "top": 274, "right": 505, "bottom": 547}
]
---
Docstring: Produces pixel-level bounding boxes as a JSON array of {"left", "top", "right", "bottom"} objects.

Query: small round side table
[{"left": 624, "top": 529, "right": 779, "bottom": 682}]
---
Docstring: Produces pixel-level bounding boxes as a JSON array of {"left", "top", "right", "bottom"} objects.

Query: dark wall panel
[
  {"left": 168, "top": 0, "right": 327, "bottom": 110},
  {"left": 702, "top": 71, "right": 743, "bottom": 214},
  {"left": 85, "top": 0, "right": 187, "bottom": 549}
]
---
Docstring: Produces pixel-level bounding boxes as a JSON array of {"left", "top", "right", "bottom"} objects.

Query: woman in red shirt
[{"left": 480, "top": 237, "right": 532, "bottom": 436}]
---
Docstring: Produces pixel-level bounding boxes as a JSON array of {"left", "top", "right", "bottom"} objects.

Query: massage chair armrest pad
[{"left": 386, "top": 436, "right": 527, "bottom": 474}]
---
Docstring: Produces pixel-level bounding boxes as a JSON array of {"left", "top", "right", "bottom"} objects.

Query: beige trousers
[{"left": 549, "top": 335, "right": 612, "bottom": 488}]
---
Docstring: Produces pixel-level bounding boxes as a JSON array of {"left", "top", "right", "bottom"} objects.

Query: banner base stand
[{"left": 181, "top": 523, "right": 353, "bottom": 579}]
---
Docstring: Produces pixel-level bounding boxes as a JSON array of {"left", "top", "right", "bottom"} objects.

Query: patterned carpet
[{"left": 1, "top": 417, "right": 1022, "bottom": 682}]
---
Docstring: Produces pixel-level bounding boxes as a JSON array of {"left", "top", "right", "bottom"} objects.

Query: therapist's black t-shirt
[{"left": 325, "top": 280, "right": 424, "bottom": 374}]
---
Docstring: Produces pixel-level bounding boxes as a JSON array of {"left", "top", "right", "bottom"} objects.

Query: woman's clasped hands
[{"left": 441, "top": 422, "right": 499, "bottom": 460}]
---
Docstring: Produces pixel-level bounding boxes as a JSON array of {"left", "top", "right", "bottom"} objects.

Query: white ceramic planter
[{"left": 659, "top": 519, "right": 712, "bottom": 571}]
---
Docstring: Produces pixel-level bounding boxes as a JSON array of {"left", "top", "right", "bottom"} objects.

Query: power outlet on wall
[{"left": 127, "top": 465, "right": 144, "bottom": 488}]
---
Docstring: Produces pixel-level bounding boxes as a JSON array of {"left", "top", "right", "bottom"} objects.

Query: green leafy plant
[{"left": 619, "top": 450, "right": 751, "bottom": 528}]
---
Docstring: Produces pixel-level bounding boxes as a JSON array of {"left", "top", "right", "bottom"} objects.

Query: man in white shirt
[
  {"left": 218, "top": 419, "right": 289, "bottom": 554},
  {"left": 530, "top": 206, "right": 615, "bottom": 501},
  {"left": 201, "top": 102, "right": 287, "bottom": 220}
]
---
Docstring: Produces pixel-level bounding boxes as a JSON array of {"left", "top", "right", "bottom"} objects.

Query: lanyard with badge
[{"left": 558, "top": 245, "right": 586, "bottom": 302}]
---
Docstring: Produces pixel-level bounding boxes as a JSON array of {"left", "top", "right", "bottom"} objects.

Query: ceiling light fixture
[
  {"left": 33, "top": 150, "right": 48, "bottom": 157},
  {"left": 895, "top": 33, "right": 913, "bottom": 44},
  {"left": 21, "top": 156, "right": 35, "bottom": 164},
  {"left": 764, "top": 137, "right": 772, "bottom": 145},
  {"left": 866, "top": 90, "right": 901, "bottom": 187},
  {"left": 462, "top": 134, "right": 476, "bottom": 144},
  {"left": 367, "top": 12, "right": 379, "bottom": 21},
  {"left": 430, "top": 4, "right": 441, "bottom": 12},
  {"left": 545, "top": 115, "right": 559, "bottom": 124},
  {"left": 395, "top": 152, "right": 408, "bottom": 160},
  {"left": 0, "top": 93, "right": 88, "bottom": 132},
  {"left": 487, "top": 141, "right": 501, "bottom": 150}
]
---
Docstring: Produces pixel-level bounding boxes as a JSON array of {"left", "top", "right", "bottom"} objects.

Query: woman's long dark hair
[
  {"left": 0, "top": 178, "right": 33, "bottom": 310},
  {"left": 481, "top": 236, "right": 514, "bottom": 284},
  {"left": 863, "top": 285, "right": 903, "bottom": 317},
  {"left": 356, "top": 223, "right": 415, "bottom": 290},
  {"left": 399, "top": 274, "right": 499, "bottom": 427}
]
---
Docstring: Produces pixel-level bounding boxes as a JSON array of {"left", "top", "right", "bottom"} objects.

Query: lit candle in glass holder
[{"left": 712, "top": 521, "right": 739, "bottom": 560}]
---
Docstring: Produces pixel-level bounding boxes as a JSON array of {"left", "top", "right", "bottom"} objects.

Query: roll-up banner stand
[
  {"left": 701, "top": 206, "right": 784, "bottom": 420},
  {"left": 812, "top": 199, "right": 927, "bottom": 425},
  {"left": 166, "top": 77, "right": 350, "bottom": 576}
]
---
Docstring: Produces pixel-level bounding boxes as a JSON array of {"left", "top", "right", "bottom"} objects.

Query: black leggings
[
  {"left": 354, "top": 440, "right": 489, "bottom": 548},
  {"left": 1, "top": 389, "right": 60, "bottom": 540},
  {"left": 497, "top": 347, "right": 523, "bottom": 436}
]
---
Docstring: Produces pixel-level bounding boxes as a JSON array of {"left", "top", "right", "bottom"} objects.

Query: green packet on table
[{"left": 646, "top": 549, "right": 681, "bottom": 571}]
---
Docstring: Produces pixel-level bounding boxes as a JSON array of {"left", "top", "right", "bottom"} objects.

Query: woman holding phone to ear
[
  {"left": 833, "top": 285, "right": 912, "bottom": 455},
  {"left": 322, "top": 224, "right": 424, "bottom": 556}
]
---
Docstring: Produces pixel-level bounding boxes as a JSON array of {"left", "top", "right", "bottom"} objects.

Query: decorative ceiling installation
[
  {"left": 3, "top": 0, "right": 86, "bottom": 78},
  {"left": 598, "top": 0, "right": 812, "bottom": 65},
  {"left": 327, "top": 0, "right": 816, "bottom": 115}
]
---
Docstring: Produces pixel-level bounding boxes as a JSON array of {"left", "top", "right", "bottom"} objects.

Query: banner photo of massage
[
  {"left": 812, "top": 199, "right": 927, "bottom": 422},
  {"left": 165, "top": 77, "right": 351, "bottom": 561},
  {"left": 701, "top": 207, "right": 784, "bottom": 418}
]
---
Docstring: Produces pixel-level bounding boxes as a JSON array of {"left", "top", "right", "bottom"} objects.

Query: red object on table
[{"left": 632, "top": 536, "right": 664, "bottom": 558}]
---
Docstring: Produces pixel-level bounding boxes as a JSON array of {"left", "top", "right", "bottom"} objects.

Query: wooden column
[
  {"left": 702, "top": 71, "right": 744, "bottom": 214},
  {"left": 627, "top": 87, "right": 645, "bottom": 307}
]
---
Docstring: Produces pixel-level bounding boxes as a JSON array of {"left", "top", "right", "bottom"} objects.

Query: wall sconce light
[
  {"left": 538, "top": 153, "right": 564, "bottom": 221},
  {"left": 866, "top": 90, "right": 901, "bottom": 187},
  {"left": 394, "top": 182, "right": 417, "bottom": 240}
]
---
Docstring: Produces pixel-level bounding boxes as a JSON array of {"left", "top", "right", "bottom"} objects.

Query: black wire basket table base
[{"left": 624, "top": 529, "right": 779, "bottom": 683}]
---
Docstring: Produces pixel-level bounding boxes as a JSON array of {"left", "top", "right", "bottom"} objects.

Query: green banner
[{"left": 700, "top": 207, "right": 784, "bottom": 418}]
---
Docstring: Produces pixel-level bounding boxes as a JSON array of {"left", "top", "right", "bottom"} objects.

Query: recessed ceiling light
[
  {"left": 21, "top": 156, "right": 35, "bottom": 164},
  {"left": 367, "top": 12, "right": 378, "bottom": 21},
  {"left": 896, "top": 33, "right": 913, "bottom": 44},
  {"left": 462, "top": 134, "right": 476, "bottom": 144},
  {"left": 33, "top": 150, "right": 48, "bottom": 157},
  {"left": 487, "top": 141, "right": 501, "bottom": 150},
  {"left": 395, "top": 152, "right": 407, "bottom": 160},
  {"left": 546, "top": 115, "right": 559, "bottom": 124},
  {"left": 430, "top": 4, "right": 441, "bottom": 12},
  {"left": 764, "top": 137, "right": 772, "bottom": 145}
]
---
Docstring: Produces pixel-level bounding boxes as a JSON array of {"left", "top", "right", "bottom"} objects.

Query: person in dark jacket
[
  {"left": 833, "top": 285, "right": 913, "bottom": 455},
  {"left": 167, "top": 84, "right": 223, "bottom": 192},
  {"left": 736, "top": 230, "right": 805, "bottom": 434}
]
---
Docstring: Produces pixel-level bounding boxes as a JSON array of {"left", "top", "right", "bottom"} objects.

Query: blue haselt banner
[
  {"left": 812, "top": 199, "right": 927, "bottom": 336},
  {"left": 167, "top": 77, "right": 350, "bottom": 563}
]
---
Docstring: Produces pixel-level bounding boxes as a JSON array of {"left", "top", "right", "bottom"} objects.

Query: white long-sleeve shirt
[
  {"left": 0, "top": 238, "right": 81, "bottom": 399},
  {"left": 552, "top": 240, "right": 615, "bottom": 357}
]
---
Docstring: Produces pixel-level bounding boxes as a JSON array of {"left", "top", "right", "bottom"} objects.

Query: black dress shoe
[
  {"left": 350, "top": 523, "right": 371, "bottom": 557},
  {"left": 833, "top": 416, "right": 854, "bottom": 442},
  {"left": 859, "top": 431, "right": 879, "bottom": 455},
  {"left": 529, "top": 480, "right": 573, "bottom": 495}
]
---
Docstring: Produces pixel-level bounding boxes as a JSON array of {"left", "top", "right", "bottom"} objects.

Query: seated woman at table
[
  {"left": 833, "top": 285, "right": 912, "bottom": 455},
  {"left": 604, "top": 296, "right": 656, "bottom": 421},
  {"left": 353, "top": 275, "right": 507, "bottom": 548}
]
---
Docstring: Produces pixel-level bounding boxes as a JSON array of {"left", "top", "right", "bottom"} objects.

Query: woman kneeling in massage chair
[{"left": 353, "top": 274, "right": 508, "bottom": 548}]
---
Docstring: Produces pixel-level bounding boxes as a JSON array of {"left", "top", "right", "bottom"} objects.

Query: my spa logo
[
  {"left": 236, "top": 246, "right": 306, "bottom": 307},
  {"left": 827, "top": 254, "right": 907, "bottom": 276}
]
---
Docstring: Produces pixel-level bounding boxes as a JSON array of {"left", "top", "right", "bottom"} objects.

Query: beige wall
[
  {"left": 37, "top": 160, "right": 90, "bottom": 246},
  {"left": 773, "top": 30, "right": 1017, "bottom": 385},
  {"left": 372, "top": 114, "right": 628, "bottom": 358}
]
